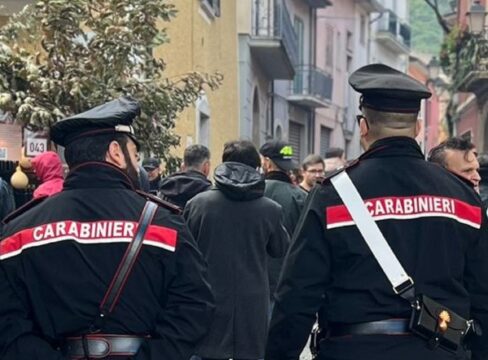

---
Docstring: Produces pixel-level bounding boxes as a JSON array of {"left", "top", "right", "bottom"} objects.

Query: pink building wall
[
  {"left": 314, "top": 0, "right": 369, "bottom": 157},
  {"left": 454, "top": 0, "right": 485, "bottom": 147}
]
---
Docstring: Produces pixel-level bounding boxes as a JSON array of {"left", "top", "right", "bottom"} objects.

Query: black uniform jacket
[
  {"left": 265, "top": 137, "right": 488, "bottom": 360},
  {"left": 0, "top": 162, "right": 214, "bottom": 360}
]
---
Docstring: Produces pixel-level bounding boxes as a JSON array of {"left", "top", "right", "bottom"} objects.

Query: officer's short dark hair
[
  {"left": 302, "top": 154, "right": 324, "bottom": 171},
  {"left": 184, "top": 145, "right": 210, "bottom": 169},
  {"left": 64, "top": 133, "right": 129, "bottom": 168},
  {"left": 222, "top": 140, "right": 260, "bottom": 169},
  {"left": 362, "top": 107, "right": 418, "bottom": 136},
  {"left": 324, "top": 148, "right": 344, "bottom": 159},
  {"left": 428, "top": 137, "right": 476, "bottom": 167}
]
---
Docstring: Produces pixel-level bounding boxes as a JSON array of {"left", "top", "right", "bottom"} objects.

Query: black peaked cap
[
  {"left": 50, "top": 96, "right": 141, "bottom": 147},
  {"left": 349, "top": 64, "right": 432, "bottom": 113}
]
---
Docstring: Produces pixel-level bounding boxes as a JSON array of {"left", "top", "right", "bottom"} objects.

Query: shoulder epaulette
[
  {"left": 135, "top": 190, "right": 182, "bottom": 215},
  {"left": 321, "top": 159, "right": 360, "bottom": 185},
  {"left": 2, "top": 195, "right": 49, "bottom": 224}
]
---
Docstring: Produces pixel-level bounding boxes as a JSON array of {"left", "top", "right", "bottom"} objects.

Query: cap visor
[
  {"left": 143, "top": 166, "right": 157, "bottom": 171},
  {"left": 274, "top": 159, "right": 297, "bottom": 172}
]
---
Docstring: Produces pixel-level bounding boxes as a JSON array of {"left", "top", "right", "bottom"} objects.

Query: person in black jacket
[
  {"left": 259, "top": 140, "right": 307, "bottom": 305},
  {"left": 0, "top": 96, "right": 214, "bottom": 360},
  {"left": 265, "top": 64, "right": 488, "bottom": 360},
  {"left": 0, "top": 176, "right": 15, "bottom": 220},
  {"left": 141, "top": 157, "right": 162, "bottom": 195},
  {"left": 184, "top": 140, "right": 289, "bottom": 360},
  {"left": 159, "top": 144, "right": 212, "bottom": 208}
]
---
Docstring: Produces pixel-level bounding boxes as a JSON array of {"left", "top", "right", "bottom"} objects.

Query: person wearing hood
[
  {"left": 183, "top": 140, "right": 289, "bottom": 360},
  {"left": 31, "top": 151, "right": 64, "bottom": 199},
  {"left": 159, "top": 144, "right": 212, "bottom": 208}
]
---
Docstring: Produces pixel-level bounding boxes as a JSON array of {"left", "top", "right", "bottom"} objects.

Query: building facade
[
  {"left": 238, "top": 0, "right": 333, "bottom": 164},
  {"left": 315, "top": 0, "right": 407, "bottom": 159},
  {"left": 159, "top": 0, "right": 240, "bottom": 168},
  {"left": 449, "top": 0, "right": 487, "bottom": 150}
]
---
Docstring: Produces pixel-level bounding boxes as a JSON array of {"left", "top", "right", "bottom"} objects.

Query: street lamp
[{"left": 467, "top": 0, "right": 487, "bottom": 34}]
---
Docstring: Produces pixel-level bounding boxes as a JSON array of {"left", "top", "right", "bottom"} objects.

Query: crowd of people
[{"left": 0, "top": 63, "right": 487, "bottom": 360}]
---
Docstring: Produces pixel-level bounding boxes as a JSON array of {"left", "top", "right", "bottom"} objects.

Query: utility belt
[
  {"left": 61, "top": 334, "right": 147, "bottom": 359},
  {"left": 314, "top": 172, "right": 482, "bottom": 356}
]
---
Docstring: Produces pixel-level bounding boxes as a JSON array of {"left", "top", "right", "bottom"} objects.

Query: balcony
[
  {"left": 306, "top": 0, "right": 332, "bottom": 8},
  {"left": 376, "top": 10, "right": 411, "bottom": 54},
  {"left": 454, "top": 35, "right": 488, "bottom": 96},
  {"left": 355, "top": 0, "right": 385, "bottom": 13},
  {"left": 0, "top": 0, "right": 33, "bottom": 15},
  {"left": 458, "top": 67, "right": 488, "bottom": 96},
  {"left": 250, "top": 0, "right": 298, "bottom": 80},
  {"left": 288, "top": 65, "right": 333, "bottom": 108}
]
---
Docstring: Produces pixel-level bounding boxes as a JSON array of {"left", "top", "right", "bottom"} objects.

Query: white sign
[
  {"left": 26, "top": 138, "right": 48, "bottom": 157},
  {"left": 0, "top": 147, "right": 7, "bottom": 160}
]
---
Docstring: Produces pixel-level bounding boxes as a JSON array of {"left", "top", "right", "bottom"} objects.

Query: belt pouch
[{"left": 409, "top": 294, "right": 470, "bottom": 353}]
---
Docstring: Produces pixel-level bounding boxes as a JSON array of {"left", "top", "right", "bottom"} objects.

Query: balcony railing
[
  {"left": 250, "top": 0, "right": 298, "bottom": 79},
  {"left": 376, "top": 10, "right": 411, "bottom": 53},
  {"left": 288, "top": 65, "right": 333, "bottom": 108}
]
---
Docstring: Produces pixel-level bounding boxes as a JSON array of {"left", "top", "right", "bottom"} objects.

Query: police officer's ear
[
  {"left": 359, "top": 117, "right": 369, "bottom": 138},
  {"left": 106, "top": 140, "right": 127, "bottom": 169}
]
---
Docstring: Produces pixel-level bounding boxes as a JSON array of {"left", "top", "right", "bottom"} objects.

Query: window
[
  {"left": 325, "top": 26, "right": 334, "bottom": 69},
  {"left": 320, "top": 126, "right": 332, "bottom": 157},
  {"left": 196, "top": 95, "right": 211, "bottom": 147},
  {"left": 346, "top": 31, "right": 353, "bottom": 52},
  {"left": 289, "top": 122, "right": 304, "bottom": 163},
  {"left": 360, "top": 15, "right": 366, "bottom": 45},
  {"left": 336, "top": 32, "right": 342, "bottom": 70},
  {"left": 294, "top": 16, "right": 305, "bottom": 65},
  {"left": 199, "top": 112, "right": 210, "bottom": 147},
  {"left": 346, "top": 55, "right": 353, "bottom": 73},
  {"left": 201, "top": 0, "right": 220, "bottom": 18}
]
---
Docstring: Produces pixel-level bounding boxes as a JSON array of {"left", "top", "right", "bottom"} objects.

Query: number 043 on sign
[{"left": 26, "top": 138, "right": 48, "bottom": 157}]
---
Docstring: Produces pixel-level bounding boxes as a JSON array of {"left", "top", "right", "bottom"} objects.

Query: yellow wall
[{"left": 155, "top": 1, "right": 239, "bottom": 171}]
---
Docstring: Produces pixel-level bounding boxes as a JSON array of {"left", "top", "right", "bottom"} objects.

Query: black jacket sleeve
[
  {"left": 0, "top": 265, "right": 67, "bottom": 360},
  {"left": 135, "top": 213, "right": 215, "bottom": 360},
  {"left": 265, "top": 188, "right": 331, "bottom": 360},
  {"left": 465, "top": 210, "right": 488, "bottom": 360},
  {"left": 267, "top": 204, "right": 290, "bottom": 258}
]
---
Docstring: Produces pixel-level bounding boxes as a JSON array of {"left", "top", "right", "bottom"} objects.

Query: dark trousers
[
  {"left": 201, "top": 358, "right": 255, "bottom": 360},
  {"left": 318, "top": 334, "right": 468, "bottom": 360}
]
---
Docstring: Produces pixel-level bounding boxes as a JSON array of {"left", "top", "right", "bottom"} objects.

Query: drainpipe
[
  {"left": 270, "top": 81, "right": 275, "bottom": 139},
  {"left": 309, "top": 6, "right": 316, "bottom": 153}
]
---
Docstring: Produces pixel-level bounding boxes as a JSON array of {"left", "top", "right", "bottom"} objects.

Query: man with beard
[{"left": 0, "top": 96, "right": 214, "bottom": 360}]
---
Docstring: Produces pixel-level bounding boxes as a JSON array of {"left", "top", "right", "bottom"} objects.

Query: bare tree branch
[{"left": 424, "top": 0, "right": 452, "bottom": 34}]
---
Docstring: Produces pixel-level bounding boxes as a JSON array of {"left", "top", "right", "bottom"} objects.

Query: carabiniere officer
[
  {"left": 265, "top": 64, "right": 488, "bottom": 360},
  {"left": 0, "top": 96, "right": 214, "bottom": 360}
]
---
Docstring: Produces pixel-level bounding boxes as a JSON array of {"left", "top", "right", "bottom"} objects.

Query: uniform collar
[
  {"left": 360, "top": 136, "right": 424, "bottom": 160},
  {"left": 63, "top": 162, "right": 136, "bottom": 191}
]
